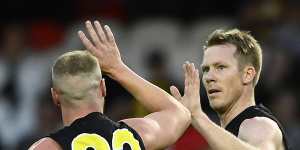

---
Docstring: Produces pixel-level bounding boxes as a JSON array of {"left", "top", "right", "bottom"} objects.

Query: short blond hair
[
  {"left": 205, "top": 29, "right": 262, "bottom": 86},
  {"left": 52, "top": 50, "right": 102, "bottom": 100}
]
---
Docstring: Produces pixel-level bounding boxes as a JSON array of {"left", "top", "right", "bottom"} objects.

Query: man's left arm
[
  {"left": 238, "top": 117, "right": 284, "bottom": 150},
  {"left": 190, "top": 112, "right": 283, "bottom": 150}
]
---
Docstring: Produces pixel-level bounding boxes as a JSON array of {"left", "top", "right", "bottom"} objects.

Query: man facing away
[
  {"left": 170, "top": 29, "right": 291, "bottom": 150},
  {"left": 28, "top": 20, "right": 194, "bottom": 150}
]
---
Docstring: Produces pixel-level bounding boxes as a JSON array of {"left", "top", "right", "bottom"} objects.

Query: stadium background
[{"left": 0, "top": 0, "right": 299, "bottom": 149}]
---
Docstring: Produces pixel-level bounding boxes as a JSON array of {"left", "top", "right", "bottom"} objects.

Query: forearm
[
  {"left": 192, "top": 113, "right": 258, "bottom": 150},
  {"left": 108, "top": 63, "right": 185, "bottom": 113}
]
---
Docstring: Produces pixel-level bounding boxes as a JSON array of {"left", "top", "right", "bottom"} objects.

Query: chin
[
  {"left": 209, "top": 100, "right": 226, "bottom": 114},
  {"left": 209, "top": 99, "right": 219, "bottom": 109}
]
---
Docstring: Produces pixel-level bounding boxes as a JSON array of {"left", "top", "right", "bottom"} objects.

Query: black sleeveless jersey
[
  {"left": 225, "top": 104, "right": 291, "bottom": 150},
  {"left": 49, "top": 112, "right": 145, "bottom": 150}
]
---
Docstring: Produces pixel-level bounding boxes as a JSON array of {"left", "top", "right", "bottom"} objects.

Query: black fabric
[
  {"left": 49, "top": 112, "right": 145, "bottom": 150},
  {"left": 225, "top": 104, "right": 291, "bottom": 150}
]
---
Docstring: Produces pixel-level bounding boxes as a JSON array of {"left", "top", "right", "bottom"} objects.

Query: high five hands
[
  {"left": 78, "top": 20, "right": 125, "bottom": 77},
  {"left": 170, "top": 62, "right": 203, "bottom": 117},
  {"left": 78, "top": 20, "right": 203, "bottom": 118}
]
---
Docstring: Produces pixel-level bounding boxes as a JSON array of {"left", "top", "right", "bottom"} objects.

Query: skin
[
  {"left": 171, "top": 44, "right": 285, "bottom": 150},
  {"left": 29, "top": 20, "right": 192, "bottom": 150},
  {"left": 201, "top": 44, "right": 255, "bottom": 127}
]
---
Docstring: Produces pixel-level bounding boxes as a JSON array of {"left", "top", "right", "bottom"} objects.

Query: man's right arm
[
  {"left": 78, "top": 20, "right": 191, "bottom": 150},
  {"left": 120, "top": 62, "right": 202, "bottom": 150},
  {"left": 112, "top": 64, "right": 190, "bottom": 150}
]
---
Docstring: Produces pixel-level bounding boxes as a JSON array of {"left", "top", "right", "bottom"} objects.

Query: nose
[{"left": 203, "top": 70, "right": 217, "bottom": 85}]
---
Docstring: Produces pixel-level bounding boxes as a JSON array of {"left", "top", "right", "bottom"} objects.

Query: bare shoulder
[
  {"left": 28, "top": 137, "right": 62, "bottom": 150},
  {"left": 121, "top": 110, "right": 188, "bottom": 150},
  {"left": 122, "top": 118, "right": 161, "bottom": 150},
  {"left": 238, "top": 117, "right": 284, "bottom": 149}
]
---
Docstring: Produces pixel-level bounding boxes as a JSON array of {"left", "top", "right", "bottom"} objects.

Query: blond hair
[
  {"left": 52, "top": 50, "right": 102, "bottom": 101},
  {"left": 205, "top": 29, "right": 262, "bottom": 86}
]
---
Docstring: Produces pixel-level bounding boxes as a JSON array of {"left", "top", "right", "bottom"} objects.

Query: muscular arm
[
  {"left": 112, "top": 62, "right": 191, "bottom": 149},
  {"left": 238, "top": 117, "right": 284, "bottom": 150},
  {"left": 192, "top": 113, "right": 283, "bottom": 150},
  {"left": 170, "top": 63, "right": 284, "bottom": 150},
  {"left": 78, "top": 20, "right": 191, "bottom": 150}
]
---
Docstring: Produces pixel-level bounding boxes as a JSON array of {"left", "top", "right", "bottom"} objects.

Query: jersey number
[{"left": 71, "top": 129, "right": 141, "bottom": 150}]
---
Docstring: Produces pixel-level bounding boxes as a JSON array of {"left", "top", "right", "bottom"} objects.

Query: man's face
[{"left": 201, "top": 44, "right": 244, "bottom": 113}]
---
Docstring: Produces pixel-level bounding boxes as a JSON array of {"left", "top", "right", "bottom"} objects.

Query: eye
[
  {"left": 217, "top": 65, "right": 226, "bottom": 70},
  {"left": 202, "top": 66, "right": 209, "bottom": 73}
]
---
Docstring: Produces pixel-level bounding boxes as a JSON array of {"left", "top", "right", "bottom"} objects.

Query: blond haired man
[
  {"left": 28, "top": 21, "right": 193, "bottom": 150},
  {"left": 171, "top": 29, "right": 291, "bottom": 150}
]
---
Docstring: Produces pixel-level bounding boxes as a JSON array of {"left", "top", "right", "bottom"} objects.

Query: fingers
[
  {"left": 187, "top": 62, "right": 195, "bottom": 77},
  {"left": 85, "top": 21, "right": 102, "bottom": 47},
  {"left": 183, "top": 61, "right": 195, "bottom": 85},
  {"left": 78, "top": 30, "right": 97, "bottom": 53},
  {"left": 183, "top": 63, "right": 189, "bottom": 94},
  {"left": 194, "top": 69, "right": 200, "bottom": 85},
  {"left": 104, "top": 25, "right": 116, "bottom": 43},
  {"left": 94, "top": 21, "right": 106, "bottom": 42},
  {"left": 183, "top": 61, "right": 200, "bottom": 94},
  {"left": 78, "top": 20, "right": 116, "bottom": 55},
  {"left": 185, "top": 61, "right": 199, "bottom": 81},
  {"left": 170, "top": 85, "right": 182, "bottom": 100},
  {"left": 81, "top": 20, "right": 112, "bottom": 47}
]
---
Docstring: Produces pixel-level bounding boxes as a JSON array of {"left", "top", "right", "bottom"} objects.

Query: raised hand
[
  {"left": 78, "top": 20, "right": 125, "bottom": 76},
  {"left": 170, "top": 62, "right": 202, "bottom": 116}
]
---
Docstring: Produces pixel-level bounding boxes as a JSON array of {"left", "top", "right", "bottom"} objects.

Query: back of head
[
  {"left": 52, "top": 50, "right": 102, "bottom": 105},
  {"left": 205, "top": 29, "right": 263, "bottom": 86}
]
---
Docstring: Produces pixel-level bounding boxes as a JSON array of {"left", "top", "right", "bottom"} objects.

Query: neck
[
  {"left": 219, "top": 88, "right": 256, "bottom": 128},
  {"left": 61, "top": 100, "right": 104, "bottom": 126}
]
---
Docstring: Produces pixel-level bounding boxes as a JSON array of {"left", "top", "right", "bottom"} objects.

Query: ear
[
  {"left": 99, "top": 78, "right": 106, "bottom": 97},
  {"left": 242, "top": 66, "right": 256, "bottom": 85},
  {"left": 51, "top": 88, "right": 61, "bottom": 107}
]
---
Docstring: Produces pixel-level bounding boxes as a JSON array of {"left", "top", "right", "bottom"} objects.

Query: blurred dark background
[{"left": 0, "top": 0, "right": 299, "bottom": 149}]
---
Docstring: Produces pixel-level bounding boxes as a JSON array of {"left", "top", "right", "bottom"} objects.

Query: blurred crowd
[{"left": 0, "top": 0, "right": 300, "bottom": 149}]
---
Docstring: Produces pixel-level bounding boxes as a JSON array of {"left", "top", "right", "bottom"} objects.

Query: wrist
[
  {"left": 192, "top": 109, "right": 207, "bottom": 120},
  {"left": 106, "top": 62, "right": 129, "bottom": 80},
  {"left": 191, "top": 111, "right": 209, "bottom": 128}
]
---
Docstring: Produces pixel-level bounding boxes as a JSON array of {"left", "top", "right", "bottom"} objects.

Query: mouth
[{"left": 208, "top": 89, "right": 222, "bottom": 95}]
